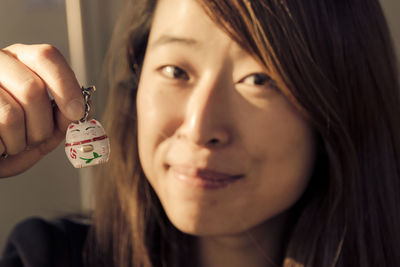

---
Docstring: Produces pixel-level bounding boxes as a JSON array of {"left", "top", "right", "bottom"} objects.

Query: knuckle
[
  {"left": 7, "top": 144, "right": 25, "bottom": 156},
  {"left": 0, "top": 102, "right": 24, "bottom": 128},
  {"left": 28, "top": 127, "right": 53, "bottom": 146},
  {"left": 20, "top": 77, "right": 46, "bottom": 102},
  {"left": 33, "top": 44, "right": 61, "bottom": 61},
  {"left": 4, "top": 43, "right": 23, "bottom": 50}
]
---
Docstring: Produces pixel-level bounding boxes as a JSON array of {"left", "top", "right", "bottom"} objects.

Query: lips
[{"left": 169, "top": 164, "right": 244, "bottom": 189}]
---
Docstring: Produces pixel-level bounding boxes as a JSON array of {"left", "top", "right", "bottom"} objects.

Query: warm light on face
[{"left": 136, "top": 0, "right": 316, "bottom": 237}]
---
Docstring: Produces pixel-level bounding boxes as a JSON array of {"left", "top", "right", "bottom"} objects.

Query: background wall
[
  {"left": 0, "top": 0, "right": 398, "bottom": 253},
  {"left": 381, "top": 0, "right": 400, "bottom": 58}
]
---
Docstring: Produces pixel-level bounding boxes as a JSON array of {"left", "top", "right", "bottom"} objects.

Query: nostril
[
  {"left": 175, "top": 127, "right": 230, "bottom": 147},
  {"left": 208, "top": 138, "right": 219, "bottom": 145}
]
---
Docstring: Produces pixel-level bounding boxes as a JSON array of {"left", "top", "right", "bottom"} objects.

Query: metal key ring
[{"left": 80, "top": 86, "right": 96, "bottom": 123}]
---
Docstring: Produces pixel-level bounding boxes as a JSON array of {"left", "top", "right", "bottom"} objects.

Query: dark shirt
[{"left": 0, "top": 217, "right": 89, "bottom": 267}]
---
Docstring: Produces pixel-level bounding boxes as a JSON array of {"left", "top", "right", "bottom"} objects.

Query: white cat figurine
[{"left": 65, "top": 119, "right": 110, "bottom": 168}]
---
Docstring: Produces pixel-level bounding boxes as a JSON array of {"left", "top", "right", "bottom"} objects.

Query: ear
[
  {"left": 69, "top": 124, "right": 75, "bottom": 129},
  {"left": 90, "top": 120, "right": 97, "bottom": 125}
]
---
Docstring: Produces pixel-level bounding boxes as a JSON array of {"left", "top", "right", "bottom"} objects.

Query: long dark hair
[{"left": 85, "top": 0, "right": 400, "bottom": 266}]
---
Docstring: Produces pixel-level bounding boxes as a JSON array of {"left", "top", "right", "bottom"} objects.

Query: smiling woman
[
  {"left": 0, "top": 0, "right": 399, "bottom": 267},
  {"left": 138, "top": 0, "right": 315, "bottom": 243},
  {"left": 84, "top": 0, "right": 400, "bottom": 266}
]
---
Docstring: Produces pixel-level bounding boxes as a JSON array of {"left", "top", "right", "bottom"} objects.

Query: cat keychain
[{"left": 65, "top": 86, "right": 110, "bottom": 168}]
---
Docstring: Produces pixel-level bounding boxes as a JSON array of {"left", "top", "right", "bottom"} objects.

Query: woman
[{"left": 1, "top": 0, "right": 399, "bottom": 266}]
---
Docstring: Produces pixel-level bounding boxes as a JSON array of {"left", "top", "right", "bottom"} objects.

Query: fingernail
[{"left": 66, "top": 98, "right": 85, "bottom": 120}]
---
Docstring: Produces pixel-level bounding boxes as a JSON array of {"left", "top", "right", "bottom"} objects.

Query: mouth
[{"left": 168, "top": 164, "right": 244, "bottom": 189}]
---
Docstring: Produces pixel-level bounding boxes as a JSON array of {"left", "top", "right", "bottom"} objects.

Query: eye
[
  {"left": 159, "top": 65, "right": 189, "bottom": 81},
  {"left": 85, "top": 126, "right": 96, "bottom": 130},
  {"left": 240, "top": 73, "right": 277, "bottom": 89},
  {"left": 71, "top": 129, "right": 80, "bottom": 132}
]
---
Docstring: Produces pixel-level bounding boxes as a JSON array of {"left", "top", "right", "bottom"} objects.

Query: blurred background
[{"left": 0, "top": 0, "right": 398, "bottom": 252}]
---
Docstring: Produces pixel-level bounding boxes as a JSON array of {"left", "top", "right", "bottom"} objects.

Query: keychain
[{"left": 65, "top": 86, "right": 110, "bottom": 168}]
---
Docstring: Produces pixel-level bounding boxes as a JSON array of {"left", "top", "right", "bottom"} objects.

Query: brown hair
[{"left": 85, "top": 0, "right": 400, "bottom": 266}]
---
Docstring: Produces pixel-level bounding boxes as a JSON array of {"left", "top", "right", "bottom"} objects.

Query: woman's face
[{"left": 137, "top": 0, "right": 316, "bottom": 236}]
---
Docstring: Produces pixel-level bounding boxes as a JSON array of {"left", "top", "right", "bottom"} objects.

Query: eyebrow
[{"left": 148, "top": 35, "right": 199, "bottom": 50}]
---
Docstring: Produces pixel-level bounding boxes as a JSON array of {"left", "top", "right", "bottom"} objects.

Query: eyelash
[
  {"left": 158, "top": 65, "right": 277, "bottom": 89},
  {"left": 239, "top": 73, "right": 277, "bottom": 89}
]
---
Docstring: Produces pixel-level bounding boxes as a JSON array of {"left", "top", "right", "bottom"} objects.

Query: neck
[{"left": 196, "top": 212, "right": 292, "bottom": 267}]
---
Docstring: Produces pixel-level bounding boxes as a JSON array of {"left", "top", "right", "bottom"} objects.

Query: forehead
[
  {"left": 148, "top": 0, "right": 238, "bottom": 51},
  {"left": 151, "top": 0, "right": 211, "bottom": 34}
]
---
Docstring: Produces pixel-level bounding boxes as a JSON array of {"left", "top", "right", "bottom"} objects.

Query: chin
[
  {"left": 172, "top": 221, "right": 224, "bottom": 236},
  {"left": 166, "top": 212, "right": 245, "bottom": 237}
]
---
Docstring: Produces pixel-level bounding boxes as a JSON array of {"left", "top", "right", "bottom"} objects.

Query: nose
[{"left": 176, "top": 78, "right": 232, "bottom": 148}]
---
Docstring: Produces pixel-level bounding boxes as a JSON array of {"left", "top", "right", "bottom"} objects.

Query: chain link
[{"left": 80, "top": 86, "right": 96, "bottom": 122}]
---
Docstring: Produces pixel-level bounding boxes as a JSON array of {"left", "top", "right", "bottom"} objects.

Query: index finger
[{"left": 3, "top": 44, "right": 85, "bottom": 121}]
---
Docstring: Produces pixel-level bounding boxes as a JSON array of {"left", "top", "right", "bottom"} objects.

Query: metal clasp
[{"left": 80, "top": 86, "right": 96, "bottom": 122}]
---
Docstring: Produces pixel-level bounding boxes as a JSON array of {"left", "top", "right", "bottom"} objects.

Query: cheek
[
  {"left": 242, "top": 98, "right": 315, "bottom": 164},
  {"left": 69, "top": 132, "right": 80, "bottom": 140},
  {"left": 136, "top": 80, "right": 184, "bottom": 180},
  {"left": 137, "top": 69, "right": 190, "bottom": 142},
  {"left": 243, "top": 101, "right": 316, "bottom": 217}
]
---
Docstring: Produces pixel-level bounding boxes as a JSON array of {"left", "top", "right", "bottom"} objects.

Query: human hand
[{"left": 0, "top": 44, "right": 85, "bottom": 177}]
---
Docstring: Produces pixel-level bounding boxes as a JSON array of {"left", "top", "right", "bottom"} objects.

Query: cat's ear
[
  {"left": 90, "top": 120, "right": 97, "bottom": 125},
  {"left": 69, "top": 124, "right": 75, "bottom": 129}
]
